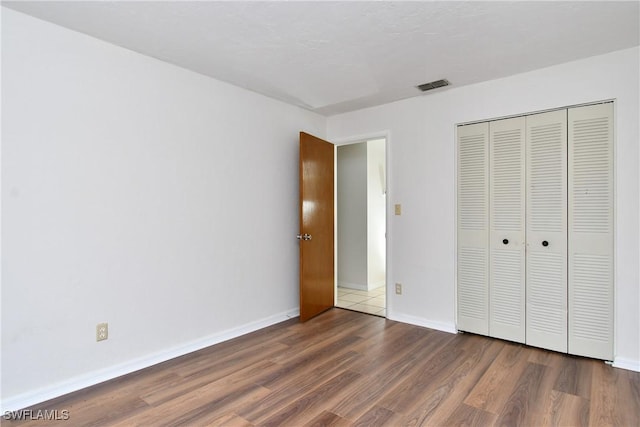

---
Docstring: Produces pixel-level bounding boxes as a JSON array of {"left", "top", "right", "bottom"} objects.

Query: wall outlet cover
[{"left": 96, "top": 323, "right": 108, "bottom": 342}]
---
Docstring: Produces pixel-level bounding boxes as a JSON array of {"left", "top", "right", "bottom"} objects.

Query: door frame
[{"left": 332, "top": 131, "right": 391, "bottom": 316}]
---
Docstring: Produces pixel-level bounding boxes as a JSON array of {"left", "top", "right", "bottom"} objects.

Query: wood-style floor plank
[
  {"left": 351, "top": 405, "right": 401, "bottom": 427},
  {"left": 440, "top": 403, "right": 497, "bottom": 426},
  {"left": 4, "top": 308, "right": 639, "bottom": 426},
  {"left": 258, "top": 370, "right": 362, "bottom": 427},
  {"left": 493, "top": 362, "right": 550, "bottom": 425},
  {"left": 553, "top": 355, "right": 594, "bottom": 399},
  {"left": 331, "top": 327, "right": 454, "bottom": 421},
  {"left": 541, "top": 390, "right": 590, "bottom": 426},
  {"left": 464, "top": 342, "right": 530, "bottom": 414},
  {"left": 589, "top": 361, "right": 640, "bottom": 426},
  {"left": 402, "top": 336, "right": 504, "bottom": 426},
  {"left": 236, "top": 351, "right": 361, "bottom": 423},
  {"left": 303, "top": 410, "right": 351, "bottom": 427}
]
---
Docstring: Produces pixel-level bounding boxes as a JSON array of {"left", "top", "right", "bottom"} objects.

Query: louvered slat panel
[
  {"left": 568, "top": 103, "right": 613, "bottom": 360},
  {"left": 489, "top": 117, "right": 525, "bottom": 343},
  {"left": 526, "top": 109, "right": 567, "bottom": 353},
  {"left": 458, "top": 247, "right": 488, "bottom": 320},
  {"left": 572, "top": 254, "right": 611, "bottom": 339},
  {"left": 572, "top": 117, "right": 611, "bottom": 233},
  {"left": 491, "top": 249, "right": 523, "bottom": 325},
  {"left": 527, "top": 252, "right": 566, "bottom": 351},
  {"left": 528, "top": 252, "right": 566, "bottom": 320},
  {"left": 529, "top": 122, "right": 565, "bottom": 232},
  {"left": 459, "top": 134, "right": 488, "bottom": 231},
  {"left": 457, "top": 122, "right": 489, "bottom": 335},
  {"left": 491, "top": 129, "right": 522, "bottom": 231}
]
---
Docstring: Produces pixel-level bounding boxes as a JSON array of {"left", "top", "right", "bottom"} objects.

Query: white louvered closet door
[
  {"left": 489, "top": 117, "right": 525, "bottom": 343},
  {"left": 568, "top": 103, "right": 614, "bottom": 360},
  {"left": 457, "top": 122, "right": 489, "bottom": 335},
  {"left": 526, "top": 109, "right": 568, "bottom": 353}
]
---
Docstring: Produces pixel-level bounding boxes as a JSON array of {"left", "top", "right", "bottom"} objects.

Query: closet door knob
[
  {"left": 542, "top": 240, "right": 549, "bottom": 247},
  {"left": 502, "top": 239, "right": 509, "bottom": 245}
]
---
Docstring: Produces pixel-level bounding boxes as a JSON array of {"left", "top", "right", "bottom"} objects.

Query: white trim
[
  {"left": 453, "top": 123, "right": 459, "bottom": 335},
  {"left": 330, "top": 130, "right": 392, "bottom": 318},
  {"left": 368, "top": 280, "right": 386, "bottom": 290},
  {"left": 338, "top": 281, "right": 369, "bottom": 291},
  {"left": 388, "top": 312, "right": 457, "bottom": 334},
  {"left": 612, "top": 357, "right": 640, "bottom": 372},
  {"left": 338, "top": 280, "right": 385, "bottom": 292},
  {"left": 0, "top": 308, "right": 299, "bottom": 413},
  {"left": 331, "top": 130, "right": 391, "bottom": 147},
  {"left": 457, "top": 99, "right": 615, "bottom": 127}
]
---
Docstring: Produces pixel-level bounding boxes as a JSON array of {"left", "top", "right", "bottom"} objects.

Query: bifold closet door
[
  {"left": 526, "top": 109, "right": 568, "bottom": 353},
  {"left": 457, "top": 122, "right": 489, "bottom": 335},
  {"left": 568, "top": 103, "right": 614, "bottom": 360},
  {"left": 489, "top": 117, "right": 525, "bottom": 343}
]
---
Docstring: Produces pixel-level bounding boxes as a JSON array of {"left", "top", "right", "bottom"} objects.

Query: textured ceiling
[{"left": 3, "top": 1, "right": 639, "bottom": 116}]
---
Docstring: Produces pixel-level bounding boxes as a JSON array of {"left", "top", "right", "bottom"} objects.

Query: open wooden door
[{"left": 299, "top": 132, "right": 334, "bottom": 322}]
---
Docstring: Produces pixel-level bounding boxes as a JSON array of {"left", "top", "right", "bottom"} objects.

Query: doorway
[{"left": 335, "top": 138, "right": 387, "bottom": 316}]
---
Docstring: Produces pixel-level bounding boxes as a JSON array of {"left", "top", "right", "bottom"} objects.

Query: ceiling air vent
[{"left": 417, "top": 79, "right": 450, "bottom": 92}]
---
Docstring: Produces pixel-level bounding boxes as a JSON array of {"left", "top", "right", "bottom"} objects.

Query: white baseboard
[
  {"left": 338, "top": 281, "right": 368, "bottom": 291},
  {"left": 0, "top": 308, "right": 300, "bottom": 413},
  {"left": 612, "top": 357, "right": 640, "bottom": 372},
  {"left": 338, "top": 281, "right": 386, "bottom": 291},
  {"left": 387, "top": 312, "right": 457, "bottom": 334},
  {"left": 368, "top": 280, "right": 386, "bottom": 291}
]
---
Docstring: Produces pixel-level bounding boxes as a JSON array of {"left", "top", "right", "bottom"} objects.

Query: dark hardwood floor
[{"left": 4, "top": 308, "right": 639, "bottom": 426}]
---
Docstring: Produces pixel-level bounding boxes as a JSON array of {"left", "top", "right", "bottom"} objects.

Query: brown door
[{"left": 299, "top": 132, "right": 335, "bottom": 322}]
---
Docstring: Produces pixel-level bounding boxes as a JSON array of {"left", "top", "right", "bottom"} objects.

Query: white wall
[
  {"left": 1, "top": 8, "right": 325, "bottom": 408},
  {"left": 337, "top": 143, "right": 368, "bottom": 289},
  {"left": 367, "top": 139, "right": 386, "bottom": 288},
  {"left": 328, "top": 47, "right": 640, "bottom": 370}
]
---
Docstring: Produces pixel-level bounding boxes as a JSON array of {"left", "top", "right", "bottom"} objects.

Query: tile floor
[{"left": 336, "top": 286, "right": 386, "bottom": 317}]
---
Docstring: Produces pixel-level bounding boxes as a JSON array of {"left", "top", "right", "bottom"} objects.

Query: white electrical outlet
[
  {"left": 395, "top": 283, "right": 402, "bottom": 295},
  {"left": 96, "top": 323, "right": 108, "bottom": 342}
]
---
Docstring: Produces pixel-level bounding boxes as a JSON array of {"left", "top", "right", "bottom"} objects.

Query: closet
[{"left": 457, "top": 102, "right": 613, "bottom": 361}]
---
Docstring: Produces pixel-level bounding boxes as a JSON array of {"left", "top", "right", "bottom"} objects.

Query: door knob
[{"left": 296, "top": 233, "right": 312, "bottom": 241}]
